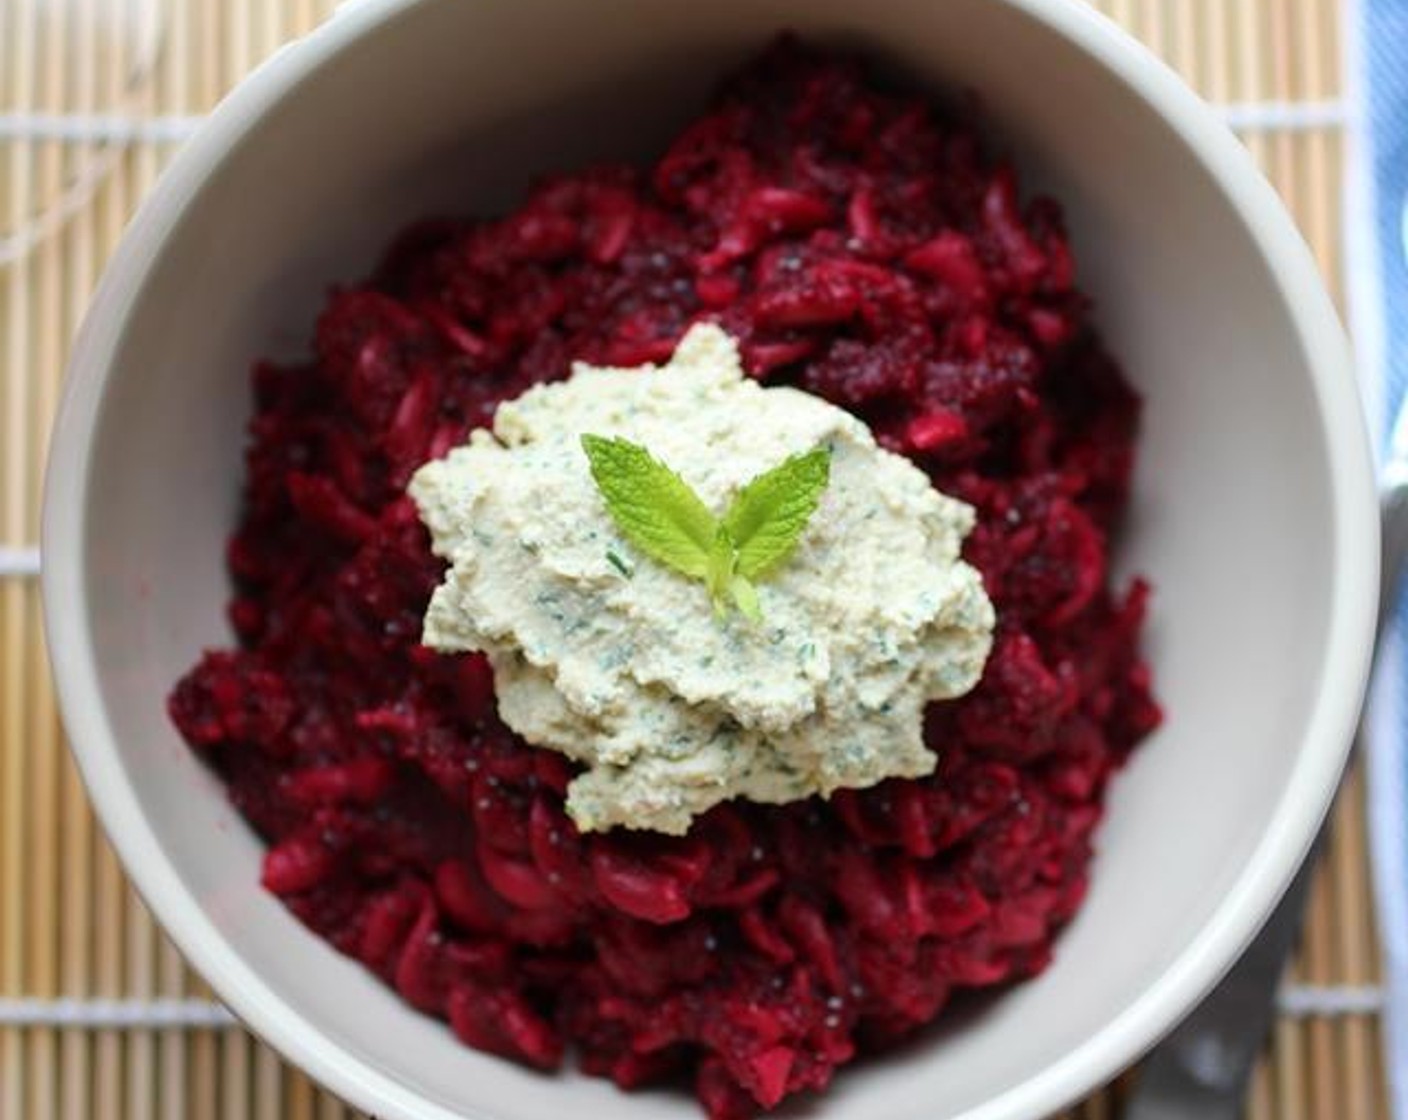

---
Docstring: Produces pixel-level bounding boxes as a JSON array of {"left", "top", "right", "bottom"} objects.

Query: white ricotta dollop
[{"left": 409, "top": 324, "right": 994, "bottom": 835}]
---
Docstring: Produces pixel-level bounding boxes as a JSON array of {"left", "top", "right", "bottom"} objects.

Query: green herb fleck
[
  {"left": 605, "top": 548, "right": 634, "bottom": 578},
  {"left": 580, "top": 434, "right": 831, "bottom": 621}
]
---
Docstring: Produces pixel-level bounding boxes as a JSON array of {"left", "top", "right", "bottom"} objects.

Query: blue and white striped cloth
[{"left": 1353, "top": 0, "right": 1408, "bottom": 1114}]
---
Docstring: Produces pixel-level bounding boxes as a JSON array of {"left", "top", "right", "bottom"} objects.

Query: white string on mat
[
  {"left": 0, "top": 0, "right": 166, "bottom": 269},
  {"left": 1277, "top": 983, "right": 1387, "bottom": 1018},
  {"left": 0, "top": 546, "right": 41, "bottom": 578},
  {"left": 0, "top": 997, "right": 237, "bottom": 1029},
  {"left": 0, "top": 99, "right": 1349, "bottom": 149},
  {"left": 0, "top": 111, "right": 204, "bottom": 145},
  {"left": 0, "top": 985, "right": 1384, "bottom": 1030},
  {"left": 1220, "top": 98, "right": 1349, "bottom": 131}
]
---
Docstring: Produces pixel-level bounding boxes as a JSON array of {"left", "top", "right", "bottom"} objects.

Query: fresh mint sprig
[{"left": 580, "top": 434, "right": 831, "bottom": 621}]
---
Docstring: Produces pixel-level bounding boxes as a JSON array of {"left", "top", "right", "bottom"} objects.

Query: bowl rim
[{"left": 41, "top": 0, "right": 1380, "bottom": 1117}]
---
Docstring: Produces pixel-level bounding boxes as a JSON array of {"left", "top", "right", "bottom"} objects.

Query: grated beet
[{"left": 169, "top": 38, "right": 1161, "bottom": 1117}]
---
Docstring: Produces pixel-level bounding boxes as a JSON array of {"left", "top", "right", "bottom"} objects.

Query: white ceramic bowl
[{"left": 43, "top": 1, "right": 1379, "bottom": 1118}]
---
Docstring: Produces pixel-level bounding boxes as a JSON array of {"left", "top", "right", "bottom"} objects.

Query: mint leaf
[
  {"left": 581, "top": 435, "right": 833, "bottom": 622},
  {"left": 581, "top": 434, "right": 717, "bottom": 579},
  {"left": 723, "top": 445, "right": 832, "bottom": 580}
]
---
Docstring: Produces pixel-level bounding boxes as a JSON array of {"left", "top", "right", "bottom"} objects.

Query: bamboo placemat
[{"left": 0, "top": 1, "right": 1382, "bottom": 1117}]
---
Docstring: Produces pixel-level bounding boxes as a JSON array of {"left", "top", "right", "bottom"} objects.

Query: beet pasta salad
[{"left": 169, "top": 38, "right": 1161, "bottom": 1119}]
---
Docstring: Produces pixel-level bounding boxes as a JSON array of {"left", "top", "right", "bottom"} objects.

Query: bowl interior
[{"left": 53, "top": 1, "right": 1366, "bottom": 1118}]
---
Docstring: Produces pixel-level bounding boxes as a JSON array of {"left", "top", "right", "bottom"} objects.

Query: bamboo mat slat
[{"left": 0, "top": 1, "right": 1382, "bottom": 1118}]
